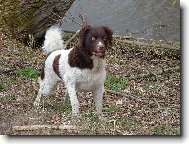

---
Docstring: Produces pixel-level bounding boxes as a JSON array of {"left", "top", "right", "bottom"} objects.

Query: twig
[
  {"left": 64, "top": 9, "right": 88, "bottom": 27},
  {"left": 152, "top": 98, "right": 161, "bottom": 109},
  {"left": 13, "top": 125, "right": 77, "bottom": 131},
  {"left": 66, "top": 11, "right": 83, "bottom": 26},
  {"left": 0, "top": 29, "right": 2, "bottom": 59},
  {"left": 51, "top": 11, "right": 63, "bottom": 19},
  {"left": 78, "top": 10, "right": 87, "bottom": 25},
  {"left": 64, "top": 30, "right": 80, "bottom": 49},
  {"left": 158, "top": 33, "right": 169, "bottom": 45}
]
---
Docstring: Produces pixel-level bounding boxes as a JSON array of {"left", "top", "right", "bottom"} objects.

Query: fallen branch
[
  {"left": 64, "top": 30, "right": 80, "bottom": 49},
  {"left": 0, "top": 29, "right": 2, "bottom": 59},
  {"left": 13, "top": 125, "right": 77, "bottom": 131},
  {"left": 126, "top": 66, "right": 180, "bottom": 81}
]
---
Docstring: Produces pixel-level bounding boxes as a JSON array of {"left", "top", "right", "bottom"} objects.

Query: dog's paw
[
  {"left": 98, "top": 113, "right": 104, "bottom": 120},
  {"left": 33, "top": 101, "right": 40, "bottom": 107},
  {"left": 72, "top": 109, "right": 80, "bottom": 116}
]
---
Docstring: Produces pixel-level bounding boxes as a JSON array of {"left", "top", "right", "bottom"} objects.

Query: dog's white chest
[{"left": 75, "top": 68, "right": 106, "bottom": 92}]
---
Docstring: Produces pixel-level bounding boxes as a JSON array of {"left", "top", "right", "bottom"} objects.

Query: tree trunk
[{"left": 0, "top": 0, "right": 75, "bottom": 47}]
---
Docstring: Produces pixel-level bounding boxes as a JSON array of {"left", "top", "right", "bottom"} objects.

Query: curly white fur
[{"left": 42, "top": 26, "right": 64, "bottom": 54}]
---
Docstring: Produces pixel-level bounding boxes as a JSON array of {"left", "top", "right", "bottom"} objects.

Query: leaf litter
[{"left": 0, "top": 32, "right": 180, "bottom": 135}]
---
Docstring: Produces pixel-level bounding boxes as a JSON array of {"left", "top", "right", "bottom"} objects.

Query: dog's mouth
[
  {"left": 92, "top": 51, "right": 106, "bottom": 58},
  {"left": 92, "top": 50, "right": 106, "bottom": 58}
]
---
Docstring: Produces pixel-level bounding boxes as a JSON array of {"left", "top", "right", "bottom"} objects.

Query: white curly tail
[{"left": 42, "top": 26, "right": 64, "bottom": 54}]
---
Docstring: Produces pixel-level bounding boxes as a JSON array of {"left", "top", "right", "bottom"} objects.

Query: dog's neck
[
  {"left": 68, "top": 46, "right": 106, "bottom": 70},
  {"left": 91, "top": 55, "right": 106, "bottom": 72}
]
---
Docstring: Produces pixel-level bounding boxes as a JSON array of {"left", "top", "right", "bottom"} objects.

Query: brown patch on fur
[
  {"left": 68, "top": 25, "right": 113, "bottom": 69},
  {"left": 102, "top": 26, "right": 113, "bottom": 45},
  {"left": 53, "top": 54, "right": 62, "bottom": 79},
  {"left": 68, "top": 45, "right": 94, "bottom": 69},
  {"left": 68, "top": 25, "right": 93, "bottom": 69},
  {"left": 41, "top": 55, "right": 50, "bottom": 80},
  {"left": 41, "top": 63, "right": 45, "bottom": 80}
]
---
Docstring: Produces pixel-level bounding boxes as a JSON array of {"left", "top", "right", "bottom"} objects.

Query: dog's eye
[{"left": 91, "top": 37, "right": 96, "bottom": 41}]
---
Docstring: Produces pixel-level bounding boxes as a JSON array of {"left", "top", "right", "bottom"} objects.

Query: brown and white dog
[{"left": 33, "top": 25, "right": 113, "bottom": 116}]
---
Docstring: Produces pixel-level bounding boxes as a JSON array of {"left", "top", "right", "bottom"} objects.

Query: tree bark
[{"left": 0, "top": 0, "right": 75, "bottom": 47}]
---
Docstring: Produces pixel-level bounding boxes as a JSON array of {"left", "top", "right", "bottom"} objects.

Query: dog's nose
[
  {"left": 97, "top": 41, "right": 105, "bottom": 51},
  {"left": 98, "top": 45, "right": 105, "bottom": 51}
]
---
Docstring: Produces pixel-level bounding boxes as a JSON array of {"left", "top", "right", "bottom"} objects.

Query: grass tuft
[
  {"left": 105, "top": 75, "right": 127, "bottom": 90},
  {"left": 18, "top": 67, "right": 40, "bottom": 79},
  {"left": 106, "top": 106, "right": 118, "bottom": 113},
  {"left": 60, "top": 103, "right": 72, "bottom": 115},
  {"left": 0, "top": 83, "right": 5, "bottom": 90}
]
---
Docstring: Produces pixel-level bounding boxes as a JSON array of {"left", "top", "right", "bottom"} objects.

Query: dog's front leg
[
  {"left": 64, "top": 90, "right": 69, "bottom": 103},
  {"left": 93, "top": 86, "right": 104, "bottom": 116},
  {"left": 66, "top": 83, "right": 79, "bottom": 115}
]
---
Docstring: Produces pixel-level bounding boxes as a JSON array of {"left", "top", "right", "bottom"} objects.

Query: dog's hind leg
[{"left": 33, "top": 77, "right": 57, "bottom": 107}]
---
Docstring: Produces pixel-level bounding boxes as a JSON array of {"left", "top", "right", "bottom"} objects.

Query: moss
[{"left": 0, "top": 0, "right": 45, "bottom": 38}]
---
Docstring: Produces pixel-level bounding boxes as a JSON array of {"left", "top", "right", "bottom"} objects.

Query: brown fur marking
[
  {"left": 53, "top": 54, "right": 62, "bottom": 79},
  {"left": 41, "top": 55, "right": 50, "bottom": 80},
  {"left": 41, "top": 64, "right": 45, "bottom": 80},
  {"left": 68, "top": 25, "right": 113, "bottom": 69}
]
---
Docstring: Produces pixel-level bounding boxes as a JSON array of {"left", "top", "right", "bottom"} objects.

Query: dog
[{"left": 33, "top": 25, "right": 113, "bottom": 116}]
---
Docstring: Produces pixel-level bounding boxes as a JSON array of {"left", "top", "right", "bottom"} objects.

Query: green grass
[
  {"left": 18, "top": 67, "right": 40, "bottom": 79},
  {"left": 82, "top": 113, "right": 100, "bottom": 122},
  {"left": 3, "top": 95, "right": 12, "bottom": 101},
  {"left": 48, "top": 95, "right": 72, "bottom": 115},
  {"left": 6, "top": 77, "right": 17, "bottom": 83},
  {"left": 60, "top": 103, "right": 72, "bottom": 115},
  {"left": 105, "top": 75, "right": 127, "bottom": 90},
  {"left": 106, "top": 106, "right": 118, "bottom": 113},
  {"left": 0, "top": 83, "right": 5, "bottom": 90},
  {"left": 153, "top": 124, "right": 167, "bottom": 135}
]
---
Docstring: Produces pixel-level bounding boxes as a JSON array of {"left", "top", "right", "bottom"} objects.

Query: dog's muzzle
[{"left": 92, "top": 42, "right": 106, "bottom": 58}]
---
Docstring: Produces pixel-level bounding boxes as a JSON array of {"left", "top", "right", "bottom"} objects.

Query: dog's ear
[
  {"left": 78, "top": 24, "right": 91, "bottom": 46},
  {"left": 103, "top": 26, "right": 113, "bottom": 45}
]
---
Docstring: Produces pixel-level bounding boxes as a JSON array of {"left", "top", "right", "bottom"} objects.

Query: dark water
[{"left": 62, "top": 0, "right": 180, "bottom": 42}]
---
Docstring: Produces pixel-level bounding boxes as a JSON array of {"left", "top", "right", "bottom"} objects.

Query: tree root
[{"left": 13, "top": 125, "right": 77, "bottom": 131}]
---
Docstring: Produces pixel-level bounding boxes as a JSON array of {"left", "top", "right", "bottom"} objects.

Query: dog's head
[{"left": 78, "top": 25, "right": 113, "bottom": 58}]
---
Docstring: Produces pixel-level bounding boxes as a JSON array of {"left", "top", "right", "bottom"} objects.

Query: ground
[{"left": 0, "top": 33, "right": 180, "bottom": 135}]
